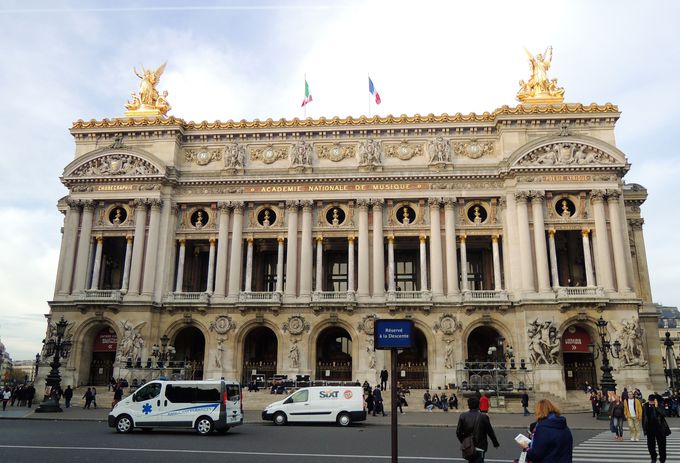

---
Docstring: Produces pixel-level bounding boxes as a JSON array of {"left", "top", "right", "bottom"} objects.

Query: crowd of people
[{"left": 1, "top": 384, "right": 36, "bottom": 410}]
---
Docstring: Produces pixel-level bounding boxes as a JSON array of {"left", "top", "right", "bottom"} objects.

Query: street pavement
[{"left": 573, "top": 430, "right": 680, "bottom": 462}]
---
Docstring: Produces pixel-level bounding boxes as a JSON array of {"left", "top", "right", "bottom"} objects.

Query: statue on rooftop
[
  {"left": 125, "top": 63, "right": 171, "bottom": 116},
  {"left": 517, "top": 47, "right": 565, "bottom": 104}
]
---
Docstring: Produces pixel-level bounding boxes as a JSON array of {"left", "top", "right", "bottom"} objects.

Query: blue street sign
[{"left": 374, "top": 319, "right": 414, "bottom": 350}]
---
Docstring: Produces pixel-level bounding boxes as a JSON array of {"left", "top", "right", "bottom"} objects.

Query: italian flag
[{"left": 301, "top": 79, "right": 313, "bottom": 107}]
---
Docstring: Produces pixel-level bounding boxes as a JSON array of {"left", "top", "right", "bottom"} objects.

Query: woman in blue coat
[{"left": 518, "top": 399, "right": 573, "bottom": 463}]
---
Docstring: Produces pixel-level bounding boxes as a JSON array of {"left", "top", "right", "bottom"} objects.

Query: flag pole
[
  {"left": 367, "top": 73, "right": 371, "bottom": 117},
  {"left": 303, "top": 73, "right": 307, "bottom": 119}
]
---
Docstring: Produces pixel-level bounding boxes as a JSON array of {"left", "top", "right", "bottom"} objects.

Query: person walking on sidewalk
[
  {"left": 2, "top": 387, "right": 11, "bottom": 411},
  {"left": 609, "top": 394, "right": 625, "bottom": 441},
  {"left": 643, "top": 394, "right": 671, "bottom": 463},
  {"left": 63, "top": 385, "right": 73, "bottom": 408},
  {"left": 518, "top": 399, "right": 573, "bottom": 463},
  {"left": 91, "top": 387, "right": 98, "bottom": 409},
  {"left": 479, "top": 392, "right": 490, "bottom": 413},
  {"left": 624, "top": 392, "right": 643, "bottom": 442},
  {"left": 380, "top": 369, "right": 388, "bottom": 391},
  {"left": 521, "top": 392, "right": 530, "bottom": 416},
  {"left": 456, "top": 397, "right": 499, "bottom": 463},
  {"left": 26, "top": 384, "right": 35, "bottom": 408},
  {"left": 82, "top": 387, "right": 93, "bottom": 409},
  {"left": 112, "top": 384, "right": 124, "bottom": 409},
  {"left": 372, "top": 386, "right": 386, "bottom": 416}
]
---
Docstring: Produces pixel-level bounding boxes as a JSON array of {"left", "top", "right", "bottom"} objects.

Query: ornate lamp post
[
  {"left": 588, "top": 316, "right": 621, "bottom": 420},
  {"left": 152, "top": 334, "right": 175, "bottom": 378},
  {"left": 663, "top": 332, "right": 679, "bottom": 390},
  {"left": 36, "top": 316, "right": 72, "bottom": 413},
  {"left": 32, "top": 353, "right": 40, "bottom": 383}
]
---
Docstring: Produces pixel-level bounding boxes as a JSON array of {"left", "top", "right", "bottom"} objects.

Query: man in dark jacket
[
  {"left": 643, "top": 394, "right": 669, "bottom": 463},
  {"left": 456, "top": 397, "right": 499, "bottom": 462},
  {"left": 521, "top": 392, "right": 530, "bottom": 416},
  {"left": 372, "top": 386, "right": 386, "bottom": 416},
  {"left": 63, "top": 386, "right": 73, "bottom": 408},
  {"left": 380, "top": 369, "right": 388, "bottom": 390}
]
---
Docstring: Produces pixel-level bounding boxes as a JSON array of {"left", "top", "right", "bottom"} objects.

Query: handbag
[{"left": 461, "top": 413, "right": 481, "bottom": 460}]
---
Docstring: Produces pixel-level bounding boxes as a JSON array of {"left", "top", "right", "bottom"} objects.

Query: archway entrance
[
  {"left": 242, "top": 326, "right": 278, "bottom": 385},
  {"left": 397, "top": 328, "right": 428, "bottom": 388},
  {"left": 173, "top": 326, "right": 205, "bottom": 380},
  {"left": 89, "top": 327, "right": 117, "bottom": 386},
  {"left": 465, "top": 326, "right": 507, "bottom": 391},
  {"left": 316, "top": 327, "right": 352, "bottom": 382},
  {"left": 467, "top": 326, "right": 505, "bottom": 362},
  {"left": 562, "top": 325, "right": 596, "bottom": 390}
]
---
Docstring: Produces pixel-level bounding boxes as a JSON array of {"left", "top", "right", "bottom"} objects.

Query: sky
[{"left": 0, "top": 0, "right": 678, "bottom": 360}]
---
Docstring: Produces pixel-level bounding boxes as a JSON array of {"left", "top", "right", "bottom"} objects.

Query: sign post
[{"left": 374, "top": 319, "right": 414, "bottom": 463}]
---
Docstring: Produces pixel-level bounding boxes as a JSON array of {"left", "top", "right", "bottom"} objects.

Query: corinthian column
[
  {"left": 372, "top": 199, "right": 385, "bottom": 298},
  {"left": 387, "top": 235, "right": 396, "bottom": 293},
  {"left": 175, "top": 239, "right": 186, "bottom": 293},
  {"left": 206, "top": 237, "right": 216, "bottom": 293},
  {"left": 227, "top": 202, "right": 244, "bottom": 297},
  {"left": 419, "top": 234, "right": 428, "bottom": 291},
  {"left": 299, "top": 201, "right": 314, "bottom": 298},
  {"left": 213, "top": 202, "right": 230, "bottom": 298},
  {"left": 58, "top": 200, "right": 81, "bottom": 295},
  {"left": 607, "top": 191, "right": 630, "bottom": 292},
  {"left": 428, "top": 198, "right": 444, "bottom": 297},
  {"left": 141, "top": 199, "right": 162, "bottom": 296},
  {"left": 492, "top": 235, "right": 502, "bottom": 290},
  {"left": 357, "top": 200, "right": 370, "bottom": 297},
  {"left": 547, "top": 229, "right": 559, "bottom": 288},
  {"left": 73, "top": 200, "right": 95, "bottom": 293},
  {"left": 315, "top": 236, "right": 324, "bottom": 292},
  {"left": 347, "top": 235, "right": 355, "bottom": 293},
  {"left": 90, "top": 235, "right": 104, "bottom": 290},
  {"left": 460, "top": 234, "right": 468, "bottom": 291},
  {"left": 121, "top": 235, "right": 133, "bottom": 293},
  {"left": 581, "top": 228, "right": 595, "bottom": 287},
  {"left": 128, "top": 199, "right": 147, "bottom": 295},
  {"left": 244, "top": 237, "right": 254, "bottom": 292},
  {"left": 284, "top": 201, "right": 299, "bottom": 298},
  {"left": 515, "top": 192, "right": 535, "bottom": 292},
  {"left": 276, "top": 236, "right": 285, "bottom": 293},
  {"left": 443, "top": 198, "right": 459, "bottom": 296},
  {"left": 591, "top": 190, "right": 614, "bottom": 290},
  {"left": 531, "top": 192, "right": 551, "bottom": 292}
]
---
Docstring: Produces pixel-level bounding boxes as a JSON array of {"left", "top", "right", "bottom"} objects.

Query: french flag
[{"left": 369, "top": 77, "right": 381, "bottom": 105}]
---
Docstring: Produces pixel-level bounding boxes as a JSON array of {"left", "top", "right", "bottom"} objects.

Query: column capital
[
  {"left": 277, "top": 235, "right": 286, "bottom": 244},
  {"left": 232, "top": 201, "right": 245, "bottom": 213},
  {"left": 356, "top": 198, "right": 370, "bottom": 209},
  {"left": 491, "top": 234, "right": 500, "bottom": 242},
  {"left": 285, "top": 200, "right": 299, "bottom": 211},
  {"left": 590, "top": 189, "right": 607, "bottom": 203},
  {"left": 459, "top": 233, "right": 467, "bottom": 242},
  {"left": 443, "top": 197, "right": 457, "bottom": 209},
  {"left": 95, "top": 234, "right": 103, "bottom": 243},
  {"left": 82, "top": 200, "right": 95, "bottom": 211},
  {"left": 514, "top": 191, "right": 531, "bottom": 202},
  {"left": 300, "top": 200, "right": 314, "bottom": 211},
  {"left": 315, "top": 235, "right": 324, "bottom": 243},
  {"left": 133, "top": 198, "right": 148, "bottom": 208},
  {"left": 548, "top": 228, "right": 556, "bottom": 237},
  {"left": 629, "top": 218, "right": 644, "bottom": 230},
  {"left": 246, "top": 235, "right": 254, "bottom": 244},
  {"left": 428, "top": 197, "right": 443, "bottom": 207},
  {"left": 370, "top": 198, "right": 385, "bottom": 208},
  {"left": 531, "top": 190, "right": 546, "bottom": 203},
  {"left": 148, "top": 198, "right": 162, "bottom": 209},
  {"left": 386, "top": 234, "right": 395, "bottom": 242},
  {"left": 65, "top": 198, "right": 80, "bottom": 209},
  {"left": 606, "top": 189, "right": 621, "bottom": 201},
  {"left": 177, "top": 237, "right": 186, "bottom": 245},
  {"left": 347, "top": 234, "right": 355, "bottom": 243},
  {"left": 217, "top": 201, "right": 231, "bottom": 212},
  {"left": 581, "top": 228, "right": 591, "bottom": 237},
  {"left": 419, "top": 234, "right": 428, "bottom": 243},
  {"left": 209, "top": 236, "right": 217, "bottom": 245},
  {"left": 126, "top": 234, "right": 134, "bottom": 242},
  {"left": 497, "top": 197, "right": 506, "bottom": 208}
]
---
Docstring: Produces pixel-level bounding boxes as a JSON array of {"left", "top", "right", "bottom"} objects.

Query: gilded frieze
[
  {"left": 517, "top": 142, "right": 617, "bottom": 167},
  {"left": 71, "top": 154, "right": 161, "bottom": 177},
  {"left": 453, "top": 140, "right": 494, "bottom": 159},
  {"left": 384, "top": 141, "right": 424, "bottom": 161},
  {"left": 250, "top": 144, "right": 288, "bottom": 164},
  {"left": 184, "top": 146, "right": 222, "bottom": 166},
  {"left": 317, "top": 143, "right": 356, "bottom": 162}
]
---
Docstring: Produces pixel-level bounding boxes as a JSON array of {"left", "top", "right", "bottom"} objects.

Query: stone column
[
  {"left": 419, "top": 234, "right": 428, "bottom": 291},
  {"left": 591, "top": 190, "right": 614, "bottom": 290},
  {"left": 491, "top": 234, "right": 502, "bottom": 291},
  {"left": 90, "top": 235, "right": 104, "bottom": 290},
  {"left": 128, "top": 200, "right": 147, "bottom": 295},
  {"left": 504, "top": 193, "right": 520, "bottom": 291},
  {"left": 284, "top": 201, "right": 299, "bottom": 298},
  {"left": 531, "top": 192, "right": 551, "bottom": 292},
  {"left": 387, "top": 235, "right": 396, "bottom": 293},
  {"left": 347, "top": 236, "right": 355, "bottom": 293},
  {"left": 607, "top": 191, "right": 630, "bottom": 292},
  {"left": 428, "top": 198, "right": 444, "bottom": 297},
  {"left": 357, "top": 200, "right": 370, "bottom": 297},
  {"left": 85, "top": 238, "right": 96, "bottom": 290},
  {"left": 299, "top": 201, "right": 314, "bottom": 298},
  {"left": 443, "top": 198, "right": 459, "bottom": 296},
  {"left": 206, "top": 237, "right": 216, "bottom": 293},
  {"left": 372, "top": 199, "right": 385, "bottom": 298},
  {"left": 515, "top": 192, "right": 535, "bottom": 292},
  {"left": 460, "top": 234, "right": 468, "bottom": 291},
  {"left": 315, "top": 236, "right": 324, "bottom": 292},
  {"left": 175, "top": 239, "right": 186, "bottom": 293},
  {"left": 121, "top": 235, "right": 133, "bottom": 293},
  {"left": 73, "top": 200, "right": 95, "bottom": 293},
  {"left": 227, "top": 202, "right": 245, "bottom": 297},
  {"left": 630, "top": 219, "right": 653, "bottom": 302},
  {"left": 141, "top": 199, "right": 162, "bottom": 296},
  {"left": 276, "top": 236, "right": 285, "bottom": 293},
  {"left": 581, "top": 228, "right": 595, "bottom": 287},
  {"left": 548, "top": 229, "right": 560, "bottom": 288},
  {"left": 244, "top": 237, "right": 254, "bottom": 292},
  {"left": 57, "top": 200, "right": 81, "bottom": 295},
  {"left": 213, "top": 202, "right": 230, "bottom": 298}
]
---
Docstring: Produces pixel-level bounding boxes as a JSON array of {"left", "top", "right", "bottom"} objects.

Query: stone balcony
[
  {"left": 463, "top": 290, "right": 509, "bottom": 302},
  {"left": 387, "top": 290, "right": 432, "bottom": 302},
  {"left": 239, "top": 291, "right": 282, "bottom": 304},
  {"left": 164, "top": 291, "right": 211, "bottom": 306},
  {"left": 78, "top": 289, "right": 123, "bottom": 303}
]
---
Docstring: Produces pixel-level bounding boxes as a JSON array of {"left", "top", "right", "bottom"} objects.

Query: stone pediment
[
  {"left": 63, "top": 148, "right": 165, "bottom": 180},
  {"left": 510, "top": 136, "right": 626, "bottom": 170}
]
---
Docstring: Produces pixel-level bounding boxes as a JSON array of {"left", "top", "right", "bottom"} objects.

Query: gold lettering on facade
[
  {"left": 95, "top": 185, "right": 136, "bottom": 191},
  {"left": 245, "top": 182, "right": 428, "bottom": 193},
  {"left": 542, "top": 175, "right": 591, "bottom": 182}
]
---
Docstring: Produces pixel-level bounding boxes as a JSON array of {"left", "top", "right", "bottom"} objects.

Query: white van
[
  {"left": 108, "top": 379, "right": 243, "bottom": 435},
  {"left": 262, "top": 386, "right": 366, "bottom": 426}
]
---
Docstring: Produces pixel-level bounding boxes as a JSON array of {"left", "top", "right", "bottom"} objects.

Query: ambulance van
[
  {"left": 109, "top": 379, "right": 243, "bottom": 435},
  {"left": 262, "top": 386, "right": 366, "bottom": 426}
]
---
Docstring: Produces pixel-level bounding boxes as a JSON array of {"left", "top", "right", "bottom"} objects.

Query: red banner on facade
[
  {"left": 93, "top": 328, "right": 118, "bottom": 352},
  {"left": 561, "top": 326, "right": 591, "bottom": 353}
]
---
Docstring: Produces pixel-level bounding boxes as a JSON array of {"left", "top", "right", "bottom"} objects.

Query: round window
[
  {"left": 325, "top": 207, "right": 346, "bottom": 226},
  {"left": 190, "top": 209, "right": 208, "bottom": 228},
  {"left": 555, "top": 198, "right": 576, "bottom": 218},
  {"left": 397, "top": 205, "right": 416, "bottom": 225},
  {"left": 467, "top": 204, "right": 488, "bottom": 224},
  {"left": 258, "top": 208, "right": 276, "bottom": 227},
  {"left": 109, "top": 207, "right": 127, "bottom": 225}
]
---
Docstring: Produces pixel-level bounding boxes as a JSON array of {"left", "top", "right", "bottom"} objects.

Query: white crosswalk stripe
[{"left": 573, "top": 430, "right": 680, "bottom": 462}]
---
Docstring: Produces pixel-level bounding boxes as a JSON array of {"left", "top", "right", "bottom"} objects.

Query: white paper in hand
[{"left": 515, "top": 433, "right": 531, "bottom": 446}]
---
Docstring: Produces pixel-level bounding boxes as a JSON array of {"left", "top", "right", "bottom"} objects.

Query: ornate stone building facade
[{"left": 39, "top": 54, "right": 665, "bottom": 398}]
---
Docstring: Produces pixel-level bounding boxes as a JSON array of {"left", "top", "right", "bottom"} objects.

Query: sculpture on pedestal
[{"left": 125, "top": 63, "right": 171, "bottom": 116}]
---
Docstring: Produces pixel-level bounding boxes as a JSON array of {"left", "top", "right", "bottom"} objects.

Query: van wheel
[
  {"left": 115, "top": 415, "right": 134, "bottom": 433},
  {"left": 195, "top": 416, "right": 214, "bottom": 435},
  {"left": 273, "top": 412, "right": 287, "bottom": 426},
  {"left": 337, "top": 412, "right": 352, "bottom": 427}
]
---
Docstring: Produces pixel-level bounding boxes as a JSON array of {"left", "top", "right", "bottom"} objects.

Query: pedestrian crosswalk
[{"left": 573, "top": 430, "right": 680, "bottom": 462}]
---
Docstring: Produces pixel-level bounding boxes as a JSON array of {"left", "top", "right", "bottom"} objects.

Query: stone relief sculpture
[
  {"left": 282, "top": 315, "right": 310, "bottom": 335},
  {"left": 288, "top": 340, "right": 300, "bottom": 368},
  {"left": 527, "top": 319, "right": 560, "bottom": 365},
  {"left": 357, "top": 139, "right": 382, "bottom": 167},
  {"left": 290, "top": 140, "right": 313, "bottom": 167},
  {"left": 357, "top": 314, "right": 376, "bottom": 335},
  {"left": 615, "top": 317, "right": 648, "bottom": 367},
  {"left": 366, "top": 336, "right": 376, "bottom": 370},
  {"left": 72, "top": 154, "right": 161, "bottom": 177},
  {"left": 433, "top": 314, "right": 462, "bottom": 336},
  {"left": 444, "top": 340, "right": 455, "bottom": 369},
  {"left": 224, "top": 143, "right": 246, "bottom": 170},
  {"left": 453, "top": 140, "right": 494, "bottom": 159},
  {"left": 317, "top": 143, "right": 356, "bottom": 162},
  {"left": 118, "top": 320, "right": 146, "bottom": 362},
  {"left": 215, "top": 337, "right": 225, "bottom": 369},
  {"left": 209, "top": 315, "right": 236, "bottom": 338},
  {"left": 427, "top": 136, "right": 452, "bottom": 164},
  {"left": 517, "top": 143, "right": 617, "bottom": 167}
]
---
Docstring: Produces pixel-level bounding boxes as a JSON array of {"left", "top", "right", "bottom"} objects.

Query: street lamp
[
  {"left": 33, "top": 353, "right": 40, "bottom": 383},
  {"left": 152, "top": 334, "right": 175, "bottom": 378},
  {"left": 589, "top": 316, "right": 621, "bottom": 420},
  {"left": 35, "top": 316, "right": 72, "bottom": 413},
  {"left": 663, "top": 332, "right": 679, "bottom": 390}
]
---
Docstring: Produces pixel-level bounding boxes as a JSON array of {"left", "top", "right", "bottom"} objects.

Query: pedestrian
[
  {"left": 441, "top": 392, "right": 449, "bottom": 412},
  {"left": 109, "top": 376, "right": 117, "bottom": 392},
  {"left": 380, "top": 369, "right": 388, "bottom": 391},
  {"left": 424, "top": 390, "right": 434, "bottom": 412},
  {"left": 63, "top": 385, "right": 73, "bottom": 408},
  {"left": 112, "top": 384, "right": 123, "bottom": 409},
  {"left": 449, "top": 393, "right": 458, "bottom": 410},
  {"left": 26, "top": 384, "right": 35, "bottom": 408},
  {"left": 91, "top": 387, "right": 98, "bottom": 409},
  {"left": 518, "top": 399, "right": 573, "bottom": 463},
  {"left": 521, "top": 392, "right": 530, "bottom": 416},
  {"left": 479, "top": 392, "right": 490, "bottom": 413},
  {"left": 590, "top": 391, "right": 601, "bottom": 418},
  {"left": 366, "top": 389, "right": 374, "bottom": 415},
  {"left": 643, "top": 394, "right": 671, "bottom": 463},
  {"left": 396, "top": 387, "right": 405, "bottom": 414},
  {"left": 456, "top": 396, "right": 500, "bottom": 463},
  {"left": 372, "top": 386, "right": 386, "bottom": 416},
  {"left": 624, "top": 391, "right": 643, "bottom": 442},
  {"left": 2, "top": 387, "right": 11, "bottom": 411},
  {"left": 83, "top": 387, "right": 93, "bottom": 409},
  {"left": 609, "top": 394, "right": 625, "bottom": 441},
  {"left": 10, "top": 386, "right": 17, "bottom": 407}
]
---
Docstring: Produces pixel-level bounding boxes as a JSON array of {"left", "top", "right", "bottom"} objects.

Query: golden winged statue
[
  {"left": 517, "top": 46, "right": 565, "bottom": 104},
  {"left": 125, "top": 62, "right": 171, "bottom": 116}
]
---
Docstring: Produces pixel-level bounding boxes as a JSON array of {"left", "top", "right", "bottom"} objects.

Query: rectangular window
[
  {"left": 395, "top": 252, "right": 418, "bottom": 291},
  {"left": 325, "top": 252, "right": 348, "bottom": 292},
  {"left": 166, "top": 384, "right": 221, "bottom": 403}
]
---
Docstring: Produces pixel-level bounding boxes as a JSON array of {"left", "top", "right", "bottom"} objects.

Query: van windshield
[{"left": 289, "top": 389, "right": 308, "bottom": 403}]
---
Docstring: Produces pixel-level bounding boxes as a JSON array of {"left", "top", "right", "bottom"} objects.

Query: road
[{"left": 2, "top": 418, "right": 663, "bottom": 463}]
